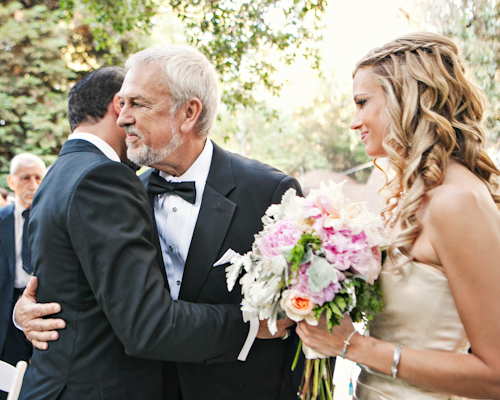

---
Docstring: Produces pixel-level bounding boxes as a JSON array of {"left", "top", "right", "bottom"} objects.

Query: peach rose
[{"left": 280, "top": 290, "right": 317, "bottom": 325}]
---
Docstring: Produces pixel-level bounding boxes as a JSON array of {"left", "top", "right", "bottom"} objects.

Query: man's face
[
  {"left": 7, "top": 164, "right": 45, "bottom": 209},
  {"left": 117, "top": 64, "right": 183, "bottom": 168}
]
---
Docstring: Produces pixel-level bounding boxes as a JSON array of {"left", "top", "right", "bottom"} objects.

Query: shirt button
[
  {"left": 173, "top": 207, "right": 177, "bottom": 212},
  {"left": 169, "top": 245, "right": 173, "bottom": 251},
  {"left": 176, "top": 280, "right": 181, "bottom": 286}
]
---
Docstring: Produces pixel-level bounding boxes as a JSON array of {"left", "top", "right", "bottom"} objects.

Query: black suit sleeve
[
  {"left": 67, "top": 162, "right": 249, "bottom": 363},
  {"left": 271, "top": 175, "right": 304, "bottom": 203}
]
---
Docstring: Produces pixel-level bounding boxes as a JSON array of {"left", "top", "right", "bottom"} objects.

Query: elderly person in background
[{"left": 0, "top": 153, "right": 45, "bottom": 397}]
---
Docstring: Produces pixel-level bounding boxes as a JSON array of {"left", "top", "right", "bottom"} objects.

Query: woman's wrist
[
  {"left": 342, "top": 331, "right": 364, "bottom": 361},
  {"left": 344, "top": 334, "right": 400, "bottom": 377}
]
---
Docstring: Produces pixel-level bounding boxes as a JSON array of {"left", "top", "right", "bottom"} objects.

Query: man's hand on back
[{"left": 15, "top": 276, "right": 66, "bottom": 350}]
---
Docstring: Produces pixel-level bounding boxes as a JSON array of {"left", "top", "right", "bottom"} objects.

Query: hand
[
  {"left": 15, "top": 276, "right": 66, "bottom": 350},
  {"left": 256, "top": 317, "right": 295, "bottom": 339},
  {"left": 296, "top": 313, "right": 357, "bottom": 358}
]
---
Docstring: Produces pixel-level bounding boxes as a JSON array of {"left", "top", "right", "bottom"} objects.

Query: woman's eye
[{"left": 356, "top": 99, "right": 366, "bottom": 107}]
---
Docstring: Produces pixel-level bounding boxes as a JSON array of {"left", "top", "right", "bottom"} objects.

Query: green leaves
[
  {"left": 349, "top": 278, "right": 383, "bottom": 325},
  {"left": 170, "top": 0, "right": 327, "bottom": 111},
  {"left": 310, "top": 278, "right": 383, "bottom": 333},
  {"left": 421, "top": 0, "right": 500, "bottom": 142},
  {"left": 287, "top": 232, "right": 320, "bottom": 272}
]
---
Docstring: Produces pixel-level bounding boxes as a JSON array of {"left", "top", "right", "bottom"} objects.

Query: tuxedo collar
[
  {"left": 0, "top": 203, "right": 15, "bottom": 278},
  {"left": 205, "top": 141, "right": 236, "bottom": 197},
  {"left": 179, "top": 141, "right": 237, "bottom": 302},
  {"left": 59, "top": 139, "right": 107, "bottom": 158}
]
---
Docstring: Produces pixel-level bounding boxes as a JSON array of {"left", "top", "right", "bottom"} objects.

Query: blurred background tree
[
  {"left": 0, "top": 0, "right": 327, "bottom": 187},
  {"left": 414, "top": 0, "right": 500, "bottom": 144},
  {"left": 212, "top": 78, "right": 371, "bottom": 182}
]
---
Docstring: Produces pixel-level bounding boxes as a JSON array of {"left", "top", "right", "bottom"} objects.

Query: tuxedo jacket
[
  {"left": 0, "top": 203, "right": 16, "bottom": 350},
  {"left": 19, "top": 140, "right": 251, "bottom": 400},
  {"left": 141, "top": 141, "right": 304, "bottom": 400}
]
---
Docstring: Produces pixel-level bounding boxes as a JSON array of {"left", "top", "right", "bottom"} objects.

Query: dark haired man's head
[{"left": 68, "top": 66, "right": 126, "bottom": 131}]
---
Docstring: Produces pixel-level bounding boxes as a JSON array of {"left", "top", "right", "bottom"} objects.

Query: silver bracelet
[
  {"left": 341, "top": 329, "right": 357, "bottom": 359},
  {"left": 391, "top": 344, "right": 403, "bottom": 379}
]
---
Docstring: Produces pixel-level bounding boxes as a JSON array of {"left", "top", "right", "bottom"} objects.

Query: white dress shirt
[
  {"left": 68, "top": 132, "right": 121, "bottom": 162},
  {"left": 13, "top": 199, "right": 32, "bottom": 288},
  {"left": 154, "top": 139, "right": 213, "bottom": 300}
]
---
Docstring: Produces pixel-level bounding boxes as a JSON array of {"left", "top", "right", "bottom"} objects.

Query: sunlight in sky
[{"left": 272, "top": 0, "right": 415, "bottom": 110}]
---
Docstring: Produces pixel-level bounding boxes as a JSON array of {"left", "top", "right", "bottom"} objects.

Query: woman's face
[{"left": 350, "top": 66, "right": 391, "bottom": 158}]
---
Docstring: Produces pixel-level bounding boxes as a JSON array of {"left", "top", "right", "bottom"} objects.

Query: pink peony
[{"left": 258, "top": 218, "right": 302, "bottom": 258}]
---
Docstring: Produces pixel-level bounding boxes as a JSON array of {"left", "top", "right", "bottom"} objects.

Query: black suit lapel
[
  {"left": 179, "top": 142, "right": 236, "bottom": 302},
  {"left": 0, "top": 204, "right": 16, "bottom": 280},
  {"left": 141, "top": 169, "right": 170, "bottom": 289}
]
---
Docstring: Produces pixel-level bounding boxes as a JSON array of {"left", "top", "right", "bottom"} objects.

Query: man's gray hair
[
  {"left": 10, "top": 153, "right": 46, "bottom": 175},
  {"left": 125, "top": 45, "right": 220, "bottom": 138}
]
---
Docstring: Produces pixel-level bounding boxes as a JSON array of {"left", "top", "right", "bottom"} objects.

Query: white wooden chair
[{"left": 0, "top": 360, "right": 27, "bottom": 400}]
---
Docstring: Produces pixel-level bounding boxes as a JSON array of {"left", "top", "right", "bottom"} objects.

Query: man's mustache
[{"left": 125, "top": 126, "right": 141, "bottom": 138}]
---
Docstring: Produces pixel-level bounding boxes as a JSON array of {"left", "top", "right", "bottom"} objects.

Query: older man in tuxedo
[
  {"left": 117, "top": 45, "right": 303, "bottom": 400},
  {"left": 18, "top": 47, "right": 304, "bottom": 399}
]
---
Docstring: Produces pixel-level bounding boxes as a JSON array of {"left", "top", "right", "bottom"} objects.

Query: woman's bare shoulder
[{"left": 427, "top": 162, "right": 497, "bottom": 221}]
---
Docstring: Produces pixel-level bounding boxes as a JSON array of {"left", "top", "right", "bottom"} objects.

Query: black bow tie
[{"left": 148, "top": 172, "right": 197, "bottom": 205}]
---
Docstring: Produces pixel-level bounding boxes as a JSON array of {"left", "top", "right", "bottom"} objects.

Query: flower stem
[
  {"left": 301, "top": 359, "right": 313, "bottom": 399},
  {"left": 312, "top": 358, "right": 320, "bottom": 399},
  {"left": 292, "top": 340, "right": 303, "bottom": 371}
]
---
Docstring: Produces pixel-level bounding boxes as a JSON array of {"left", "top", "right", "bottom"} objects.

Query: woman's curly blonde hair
[{"left": 354, "top": 32, "right": 500, "bottom": 263}]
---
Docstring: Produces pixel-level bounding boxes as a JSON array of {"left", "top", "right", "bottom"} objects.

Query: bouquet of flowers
[{"left": 226, "top": 181, "right": 386, "bottom": 400}]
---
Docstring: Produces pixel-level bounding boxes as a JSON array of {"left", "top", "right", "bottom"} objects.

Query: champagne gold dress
[{"left": 355, "top": 255, "right": 470, "bottom": 400}]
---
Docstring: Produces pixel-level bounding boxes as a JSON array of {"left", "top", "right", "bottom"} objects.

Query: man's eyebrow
[{"left": 122, "top": 93, "right": 152, "bottom": 103}]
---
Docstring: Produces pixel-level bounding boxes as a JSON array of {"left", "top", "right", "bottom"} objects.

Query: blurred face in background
[{"left": 7, "top": 164, "right": 45, "bottom": 209}]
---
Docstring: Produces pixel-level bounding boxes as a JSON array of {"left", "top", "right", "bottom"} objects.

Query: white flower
[
  {"left": 226, "top": 252, "right": 247, "bottom": 292},
  {"left": 271, "top": 255, "right": 287, "bottom": 275}
]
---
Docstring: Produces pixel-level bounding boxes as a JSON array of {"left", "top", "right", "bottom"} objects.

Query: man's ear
[
  {"left": 111, "top": 93, "right": 122, "bottom": 116},
  {"left": 7, "top": 175, "right": 15, "bottom": 192},
  {"left": 180, "top": 98, "right": 203, "bottom": 134}
]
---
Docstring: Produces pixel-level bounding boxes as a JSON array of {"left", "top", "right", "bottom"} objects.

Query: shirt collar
[
  {"left": 68, "top": 132, "right": 121, "bottom": 162},
  {"left": 159, "top": 139, "right": 213, "bottom": 205},
  {"left": 159, "top": 139, "right": 213, "bottom": 184},
  {"left": 14, "top": 199, "right": 27, "bottom": 218}
]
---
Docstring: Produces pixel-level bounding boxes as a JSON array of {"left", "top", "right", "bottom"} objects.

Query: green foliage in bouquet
[
  {"left": 288, "top": 232, "right": 321, "bottom": 272},
  {"left": 349, "top": 278, "right": 383, "bottom": 324}
]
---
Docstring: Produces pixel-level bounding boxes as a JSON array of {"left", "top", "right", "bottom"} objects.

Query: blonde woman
[{"left": 296, "top": 32, "right": 500, "bottom": 399}]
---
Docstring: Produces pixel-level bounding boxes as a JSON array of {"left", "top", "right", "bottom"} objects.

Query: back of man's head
[
  {"left": 125, "top": 45, "right": 219, "bottom": 137},
  {"left": 68, "top": 66, "right": 126, "bottom": 132}
]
